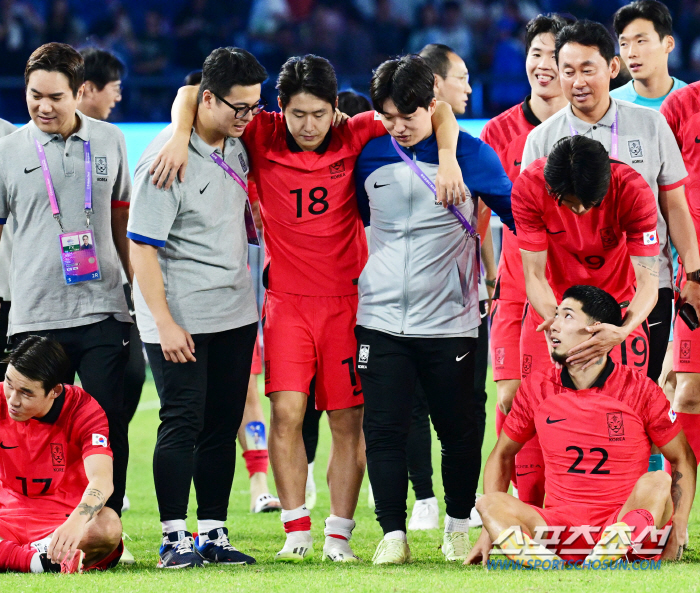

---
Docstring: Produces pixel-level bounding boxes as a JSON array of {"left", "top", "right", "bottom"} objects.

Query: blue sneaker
[
  {"left": 157, "top": 530, "right": 204, "bottom": 569},
  {"left": 195, "top": 527, "right": 256, "bottom": 565}
]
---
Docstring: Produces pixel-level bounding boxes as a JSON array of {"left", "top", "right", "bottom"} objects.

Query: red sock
[
  {"left": 242, "top": 449, "right": 269, "bottom": 478},
  {"left": 0, "top": 540, "right": 35, "bottom": 572},
  {"left": 515, "top": 435, "right": 545, "bottom": 506},
  {"left": 284, "top": 516, "right": 311, "bottom": 533},
  {"left": 620, "top": 509, "right": 658, "bottom": 556},
  {"left": 676, "top": 413, "right": 700, "bottom": 465}
]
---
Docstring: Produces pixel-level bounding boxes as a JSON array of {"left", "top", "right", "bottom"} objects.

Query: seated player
[
  {"left": 466, "top": 286, "right": 696, "bottom": 568},
  {"left": 0, "top": 336, "right": 123, "bottom": 574}
]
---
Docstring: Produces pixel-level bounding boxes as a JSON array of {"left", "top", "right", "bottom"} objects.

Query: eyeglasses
[
  {"left": 212, "top": 92, "right": 267, "bottom": 118},
  {"left": 447, "top": 74, "right": 470, "bottom": 86}
]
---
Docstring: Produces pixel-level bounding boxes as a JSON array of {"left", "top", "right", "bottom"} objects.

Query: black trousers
[
  {"left": 147, "top": 322, "right": 257, "bottom": 522},
  {"left": 646, "top": 288, "right": 673, "bottom": 382},
  {"left": 122, "top": 285, "right": 146, "bottom": 424},
  {"left": 356, "top": 326, "right": 481, "bottom": 534},
  {"left": 0, "top": 299, "right": 10, "bottom": 379},
  {"left": 405, "top": 300, "right": 489, "bottom": 500},
  {"left": 13, "top": 316, "right": 131, "bottom": 516}
]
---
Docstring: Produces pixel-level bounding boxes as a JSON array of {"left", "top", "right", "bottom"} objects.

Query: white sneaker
[
  {"left": 469, "top": 493, "right": 483, "bottom": 527},
  {"left": 368, "top": 483, "right": 375, "bottom": 510},
  {"left": 122, "top": 494, "right": 130, "bottom": 513},
  {"left": 442, "top": 531, "right": 472, "bottom": 561},
  {"left": 372, "top": 538, "right": 410, "bottom": 565},
  {"left": 275, "top": 532, "right": 313, "bottom": 563},
  {"left": 253, "top": 493, "right": 282, "bottom": 513},
  {"left": 408, "top": 497, "right": 439, "bottom": 531},
  {"left": 322, "top": 536, "right": 360, "bottom": 562},
  {"left": 306, "top": 463, "right": 317, "bottom": 510}
]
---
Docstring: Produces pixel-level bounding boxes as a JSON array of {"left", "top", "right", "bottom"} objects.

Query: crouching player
[
  {"left": 466, "top": 286, "right": 696, "bottom": 568},
  {"left": 0, "top": 336, "right": 123, "bottom": 573}
]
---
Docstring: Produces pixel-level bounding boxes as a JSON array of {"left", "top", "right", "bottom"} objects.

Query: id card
[{"left": 59, "top": 229, "right": 101, "bottom": 284}]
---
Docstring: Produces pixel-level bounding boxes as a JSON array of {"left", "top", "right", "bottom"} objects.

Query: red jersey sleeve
[
  {"left": 71, "top": 388, "right": 113, "bottom": 459},
  {"left": 614, "top": 164, "right": 660, "bottom": 257},
  {"left": 242, "top": 110, "right": 278, "bottom": 157},
  {"left": 660, "top": 96, "right": 682, "bottom": 147},
  {"left": 640, "top": 379, "right": 682, "bottom": 448},
  {"left": 347, "top": 111, "right": 388, "bottom": 153},
  {"left": 512, "top": 160, "right": 548, "bottom": 252},
  {"left": 502, "top": 379, "right": 537, "bottom": 444}
]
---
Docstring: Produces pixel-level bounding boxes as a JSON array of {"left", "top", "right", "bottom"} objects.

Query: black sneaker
[
  {"left": 157, "top": 530, "right": 204, "bottom": 569},
  {"left": 195, "top": 527, "right": 256, "bottom": 565}
]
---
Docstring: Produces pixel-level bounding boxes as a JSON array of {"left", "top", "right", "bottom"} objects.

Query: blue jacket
[{"left": 355, "top": 131, "right": 513, "bottom": 336}]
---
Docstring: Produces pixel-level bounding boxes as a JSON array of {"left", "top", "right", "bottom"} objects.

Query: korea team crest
[
  {"left": 329, "top": 159, "right": 346, "bottom": 178},
  {"left": 607, "top": 412, "right": 624, "bottom": 438},
  {"left": 95, "top": 156, "right": 108, "bottom": 176},
  {"left": 522, "top": 354, "right": 532, "bottom": 375},
  {"left": 628, "top": 140, "right": 643, "bottom": 159},
  {"left": 51, "top": 443, "right": 65, "bottom": 466},
  {"left": 680, "top": 340, "right": 691, "bottom": 361},
  {"left": 495, "top": 347, "right": 505, "bottom": 367},
  {"left": 358, "top": 344, "right": 370, "bottom": 363}
]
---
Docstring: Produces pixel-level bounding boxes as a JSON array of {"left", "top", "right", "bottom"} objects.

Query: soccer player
[
  {"left": 661, "top": 82, "right": 700, "bottom": 468},
  {"left": 0, "top": 336, "right": 123, "bottom": 573},
  {"left": 128, "top": 48, "right": 263, "bottom": 568},
  {"left": 355, "top": 55, "right": 514, "bottom": 564},
  {"left": 515, "top": 135, "right": 660, "bottom": 374},
  {"left": 611, "top": 1, "right": 686, "bottom": 109},
  {"left": 0, "top": 42, "right": 132, "bottom": 524},
  {"left": 479, "top": 13, "right": 571, "bottom": 507},
  {"left": 150, "top": 54, "right": 466, "bottom": 563},
  {"left": 521, "top": 19, "right": 700, "bottom": 381},
  {"left": 466, "top": 285, "right": 695, "bottom": 567}
]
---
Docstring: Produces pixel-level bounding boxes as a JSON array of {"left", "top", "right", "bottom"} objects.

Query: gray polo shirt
[
  {"left": 0, "top": 113, "right": 132, "bottom": 335},
  {"left": 0, "top": 118, "right": 17, "bottom": 301},
  {"left": 127, "top": 125, "right": 258, "bottom": 344},
  {"left": 521, "top": 99, "right": 688, "bottom": 289}
]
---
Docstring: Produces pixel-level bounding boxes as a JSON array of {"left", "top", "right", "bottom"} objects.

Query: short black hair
[
  {"left": 525, "top": 13, "right": 576, "bottom": 53},
  {"left": 337, "top": 90, "right": 372, "bottom": 117},
  {"left": 544, "top": 136, "right": 611, "bottom": 209},
  {"left": 25, "top": 42, "right": 84, "bottom": 96},
  {"left": 555, "top": 19, "right": 617, "bottom": 65},
  {"left": 184, "top": 70, "right": 202, "bottom": 86},
  {"left": 80, "top": 47, "right": 125, "bottom": 90},
  {"left": 370, "top": 55, "right": 435, "bottom": 115},
  {"left": 198, "top": 47, "right": 267, "bottom": 104},
  {"left": 562, "top": 285, "right": 623, "bottom": 326},
  {"left": 277, "top": 55, "right": 338, "bottom": 110},
  {"left": 613, "top": 0, "right": 673, "bottom": 39},
  {"left": 3, "top": 336, "right": 71, "bottom": 394},
  {"left": 419, "top": 43, "right": 457, "bottom": 79}
]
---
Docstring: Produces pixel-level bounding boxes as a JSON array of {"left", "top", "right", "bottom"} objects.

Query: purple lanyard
[
  {"left": 390, "top": 137, "right": 477, "bottom": 237},
  {"left": 34, "top": 138, "right": 92, "bottom": 232},
  {"left": 569, "top": 112, "right": 618, "bottom": 159},
  {"left": 210, "top": 151, "right": 261, "bottom": 247}
]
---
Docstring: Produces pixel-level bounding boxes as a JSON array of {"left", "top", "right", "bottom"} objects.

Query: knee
[
  {"left": 476, "top": 492, "right": 508, "bottom": 517},
  {"left": 270, "top": 396, "right": 305, "bottom": 434},
  {"left": 83, "top": 508, "right": 122, "bottom": 553},
  {"left": 639, "top": 470, "right": 672, "bottom": 494},
  {"left": 328, "top": 407, "right": 364, "bottom": 439}
]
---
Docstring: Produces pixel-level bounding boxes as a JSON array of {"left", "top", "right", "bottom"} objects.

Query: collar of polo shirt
[
  {"left": 30, "top": 109, "right": 91, "bottom": 145},
  {"left": 566, "top": 98, "right": 618, "bottom": 134},
  {"left": 188, "top": 127, "right": 235, "bottom": 158}
]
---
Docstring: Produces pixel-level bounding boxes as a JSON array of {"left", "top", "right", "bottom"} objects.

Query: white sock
[
  {"left": 416, "top": 496, "right": 438, "bottom": 505},
  {"left": 384, "top": 530, "right": 407, "bottom": 542},
  {"left": 444, "top": 513, "right": 470, "bottom": 533},
  {"left": 197, "top": 520, "right": 225, "bottom": 544},
  {"left": 161, "top": 519, "right": 187, "bottom": 535},
  {"left": 286, "top": 530, "right": 313, "bottom": 545},
  {"left": 306, "top": 462, "right": 316, "bottom": 489},
  {"left": 280, "top": 504, "right": 310, "bottom": 525},
  {"left": 30, "top": 552, "right": 44, "bottom": 573},
  {"left": 324, "top": 515, "right": 355, "bottom": 541}
]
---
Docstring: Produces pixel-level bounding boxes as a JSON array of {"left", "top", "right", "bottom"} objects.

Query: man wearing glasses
[{"left": 127, "top": 47, "right": 266, "bottom": 568}]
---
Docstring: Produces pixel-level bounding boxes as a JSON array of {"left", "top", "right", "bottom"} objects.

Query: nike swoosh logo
[
  {"left": 546, "top": 416, "right": 566, "bottom": 424},
  {"left": 0, "top": 442, "right": 18, "bottom": 449},
  {"left": 122, "top": 340, "right": 130, "bottom": 346},
  {"left": 24, "top": 166, "right": 41, "bottom": 174},
  {"left": 648, "top": 321, "right": 662, "bottom": 328},
  {"left": 545, "top": 229, "right": 565, "bottom": 235},
  {"left": 200, "top": 182, "right": 210, "bottom": 194},
  {"left": 456, "top": 353, "right": 470, "bottom": 361},
  {"left": 353, "top": 389, "right": 363, "bottom": 396},
  {"left": 516, "top": 471, "right": 536, "bottom": 476},
  {"left": 695, "top": 136, "right": 700, "bottom": 143},
  {"left": 374, "top": 182, "right": 390, "bottom": 188},
  {"left": 514, "top": 160, "right": 521, "bottom": 167}
]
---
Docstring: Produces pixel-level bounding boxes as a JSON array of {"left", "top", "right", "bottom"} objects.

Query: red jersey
[
  {"left": 661, "top": 82, "right": 700, "bottom": 237},
  {"left": 512, "top": 158, "right": 659, "bottom": 303},
  {"left": 480, "top": 98, "right": 539, "bottom": 301},
  {"left": 0, "top": 384, "right": 112, "bottom": 515},
  {"left": 503, "top": 361, "right": 681, "bottom": 509},
  {"left": 242, "top": 110, "right": 386, "bottom": 296}
]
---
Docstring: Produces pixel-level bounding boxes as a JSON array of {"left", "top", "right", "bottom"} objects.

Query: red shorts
[
  {"left": 0, "top": 512, "right": 66, "bottom": 544},
  {"left": 673, "top": 271, "right": 700, "bottom": 373},
  {"left": 490, "top": 299, "right": 526, "bottom": 381},
  {"left": 262, "top": 290, "right": 364, "bottom": 411},
  {"left": 520, "top": 303, "right": 650, "bottom": 378},
  {"left": 530, "top": 503, "right": 672, "bottom": 562},
  {"left": 251, "top": 330, "right": 263, "bottom": 375}
]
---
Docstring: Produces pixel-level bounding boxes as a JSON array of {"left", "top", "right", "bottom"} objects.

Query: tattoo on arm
[
  {"left": 671, "top": 470, "right": 683, "bottom": 510},
  {"left": 84, "top": 488, "right": 105, "bottom": 502},
  {"left": 77, "top": 501, "right": 104, "bottom": 521},
  {"left": 631, "top": 255, "right": 660, "bottom": 279}
]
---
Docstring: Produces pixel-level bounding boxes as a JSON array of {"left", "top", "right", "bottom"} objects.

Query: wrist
[
  {"left": 685, "top": 269, "right": 700, "bottom": 283},
  {"left": 485, "top": 278, "right": 496, "bottom": 289}
]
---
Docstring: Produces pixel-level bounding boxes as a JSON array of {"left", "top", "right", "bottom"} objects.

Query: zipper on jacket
[{"left": 400, "top": 148, "right": 415, "bottom": 334}]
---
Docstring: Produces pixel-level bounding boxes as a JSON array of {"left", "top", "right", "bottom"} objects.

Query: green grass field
[{"left": 6, "top": 370, "right": 700, "bottom": 591}]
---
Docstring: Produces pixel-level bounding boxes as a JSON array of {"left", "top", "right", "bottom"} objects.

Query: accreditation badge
[{"left": 58, "top": 229, "right": 101, "bottom": 284}]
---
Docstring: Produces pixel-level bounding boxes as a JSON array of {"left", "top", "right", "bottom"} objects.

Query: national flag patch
[
  {"left": 92, "top": 433, "right": 108, "bottom": 447},
  {"left": 669, "top": 409, "right": 677, "bottom": 423},
  {"left": 643, "top": 230, "right": 658, "bottom": 245}
]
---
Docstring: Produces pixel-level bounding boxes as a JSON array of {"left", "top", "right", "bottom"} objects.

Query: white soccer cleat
[
  {"left": 253, "top": 493, "right": 282, "bottom": 513},
  {"left": 585, "top": 522, "right": 631, "bottom": 566},
  {"left": 322, "top": 537, "right": 360, "bottom": 562},
  {"left": 469, "top": 494, "right": 483, "bottom": 527},
  {"left": 275, "top": 532, "right": 314, "bottom": 563},
  {"left": 408, "top": 497, "right": 439, "bottom": 531},
  {"left": 442, "top": 531, "right": 472, "bottom": 561},
  {"left": 122, "top": 494, "right": 131, "bottom": 513},
  {"left": 372, "top": 538, "right": 411, "bottom": 565}
]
